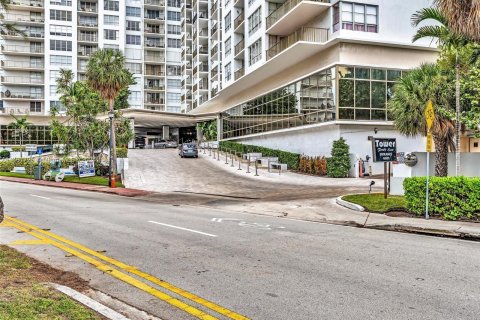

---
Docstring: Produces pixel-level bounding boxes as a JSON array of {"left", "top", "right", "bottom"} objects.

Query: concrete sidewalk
[{"left": 0, "top": 176, "right": 151, "bottom": 197}]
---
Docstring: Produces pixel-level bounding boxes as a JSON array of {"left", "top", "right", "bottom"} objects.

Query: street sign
[
  {"left": 25, "top": 144, "right": 37, "bottom": 152},
  {"left": 36, "top": 148, "right": 43, "bottom": 155},
  {"left": 426, "top": 132, "right": 433, "bottom": 152},
  {"left": 78, "top": 160, "right": 95, "bottom": 178},
  {"left": 425, "top": 100, "right": 435, "bottom": 130},
  {"left": 372, "top": 138, "right": 397, "bottom": 162}
]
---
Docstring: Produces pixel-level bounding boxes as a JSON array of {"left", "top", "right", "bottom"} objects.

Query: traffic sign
[
  {"left": 426, "top": 132, "right": 433, "bottom": 152},
  {"left": 25, "top": 144, "right": 37, "bottom": 152},
  {"left": 425, "top": 100, "right": 434, "bottom": 130}
]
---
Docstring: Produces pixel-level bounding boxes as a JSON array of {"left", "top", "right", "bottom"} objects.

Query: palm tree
[
  {"left": 8, "top": 116, "right": 32, "bottom": 155},
  {"left": 0, "top": 0, "right": 24, "bottom": 37},
  {"left": 411, "top": 7, "right": 465, "bottom": 176},
  {"left": 85, "top": 49, "right": 132, "bottom": 187},
  {"left": 390, "top": 63, "right": 455, "bottom": 177},
  {"left": 434, "top": 0, "right": 480, "bottom": 41}
]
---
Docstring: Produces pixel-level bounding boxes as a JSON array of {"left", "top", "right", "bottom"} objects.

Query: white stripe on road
[
  {"left": 29, "top": 194, "right": 51, "bottom": 200},
  {"left": 148, "top": 221, "right": 217, "bottom": 238}
]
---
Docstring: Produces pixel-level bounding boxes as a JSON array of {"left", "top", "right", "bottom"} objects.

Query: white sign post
[{"left": 425, "top": 101, "right": 435, "bottom": 220}]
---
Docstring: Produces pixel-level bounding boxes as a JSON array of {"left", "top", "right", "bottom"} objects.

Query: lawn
[
  {"left": 0, "top": 172, "right": 34, "bottom": 179},
  {"left": 0, "top": 245, "right": 101, "bottom": 320},
  {"left": 63, "top": 176, "right": 125, "bottom": 188},
  {"left": 342, "top": 193, "right": 407, "bottom": 213}
]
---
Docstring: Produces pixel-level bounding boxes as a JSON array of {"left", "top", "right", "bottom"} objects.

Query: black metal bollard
[
  {"left": 225, "top": 149, "right": 228, "bottom": 164},
  {"left": 238, "top": 152, "right": 242, "bottom": 170},
  {"left": 246, "top": 155, "right": 251, "bottom": 173},
  {"left": 231, "top": 151, "right": 234, "bottom": 167}
]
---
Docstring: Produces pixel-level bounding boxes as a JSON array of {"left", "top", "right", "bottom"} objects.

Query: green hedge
[
  {"left": 0, "top": 158, "right": 50, "bottom": 175},
  {"left": 117, "top": 147, "right": 128, "bottom": 158},
  {"left": 404, "top": 176, "right": 480, "bottom": 220},
  {"left": 219, "top": 141, "right": 300, "bottom": 170}
]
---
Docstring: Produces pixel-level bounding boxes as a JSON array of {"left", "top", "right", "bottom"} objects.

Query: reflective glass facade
[
  {"left": 338, "top": 66, "right": 404, "bottom": 121},
  {"left": 221, "top": 65, "right": 405, "bottom": 139},
  {"left": 0, "top": 125, "right": 57, "bottom": 145},
  {"left": 222, "top": 67, "right": 336, "bottom": 139}
]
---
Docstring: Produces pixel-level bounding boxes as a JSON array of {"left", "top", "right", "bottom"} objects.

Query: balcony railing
[
  {"left": 78, "top": 33, "right": 98, "bottom": 42},
  {"left": 144, "top": 84, "right": 165, "bottom": 90},
  {"left": 145, "top": 41, "right": 165, "bottom": 48},
  {"left": 1, "top": 30, "right": 44, "bottom": 38},
  {"left": 266, "top": 0, "right": 329, "bottom": 29},
  {"left": 210, "top": 0, "right": 217, "bottom": 13},
  {"left": 145, "top": 14, "right": 165, "bottom": 20},
  {"left": 144, "top": 97, "right": 165, "bottom": 104},
  {"left": 145, "top": 27, "right": 165, "bottom": 34},
  {"left": 1, "top": 60, "right": 44, "bottom": 69},
  {"left": 78, "top": 5, "right": 97, "bottom": 12},
  {"left": 10, "top": 0, "right": 44, "bottom": 7},
  {"left": 78, "top": 21, "right": 98, "bottom": 27},
  {"left": 266, "top": 27, "right": 328, "bottom": 60},
  {"left": 78, "top": 48, "right": 98, "bottom": 56},
  {"left": 1, "top": 44, "right": 44, "bottom": 54},
  {"left": 234, "top": 12, "right": 244, "bottom": 30},
  {"left": 3, "top": 14, "right": 45, "bottom": 23},
  {"left": 145, "top": 69, "right": 165, "bottom": 76},
  {"left": 234, "top": 39, "right": 244, "bottom": 56},
  {"left": 145, "top": 53, "right": 165, "bottom": 61},
  {"left": 234, "top": 67, "right": 244, "bottom": 80},
  {"left": 1, "top": 76, "right": 44, "bottom": 84},
  {"left": 1, "top": 91, "right": 44, "bottom": 99},
  {"left": 145, "top": 0, "right": 165, "bottom": 6}
]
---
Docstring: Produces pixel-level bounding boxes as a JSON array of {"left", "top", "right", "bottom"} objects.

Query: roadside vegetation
[
  {"left": 342, "top": 194, "right": 406, "bottom": 213},
  {"left": 63, "top": 176, "right": 124, "bottom": 188},
  {"left": 0, "top": 245, "right": 101, "bottom": 320}
]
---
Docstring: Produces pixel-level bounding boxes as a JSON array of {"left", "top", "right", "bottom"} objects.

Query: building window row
[
  {"left": 333, "top": 2, "right": 378, "bottom": 33},
  {"left": 50, "top": 40, "right": 72, "bottom": 51},
  {"left": 248, "top": 38, "right": 262, "bottom": 66},
  {"left": 50, "top": 9, "right": 72, "bottom": 21},
  {"left": 248, "top": 7, "right": 261, "bottom": 35},
  {"left": 104, "top": 0, "right": 119, "bottom": 11}
]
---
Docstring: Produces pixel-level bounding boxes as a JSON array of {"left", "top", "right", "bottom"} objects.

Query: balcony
[
  {"left": 78, "top": 5, "right": 98, "bottom": 14},
  {"left": 266, "top": 0, "right": 331, "bottom": 36},
  {"left": 145, "top": 40, "right": 165, "bottom": 48},
  {"left": 1, "top": 76, "right": 44, "bottom": 85},
  {"left": 1, "top": 44, "right": 44, "bottom": 55},
  {"left": 144, "top": 14, "right": 165, "bottom": 21},
  {"left": 234, "top": 39, "right": 244, "bottom": 57},
  {"left": 78, "top": 48, "right": 98, "bottom": 57},
  {"left": 1, "top": 90, "right": 43, "bottom": 100},
  {"left": 144, "top": 84, "right": 165, "bottom": 91},
  {"left": 144, "top": 0, "right": 165, "bottom": 6},
  {"left": 78, "top": 33, "right": 98, "bottom": 42},
  {"left": 1, "top": 30, "right": 44, "bottom": 40},
  {"left": 145, "top": 69, "right": 165, "bottom": 76},
  {"left": 78, "top": 21, "right": 98, "bottom": 28},
  {"left": 9, "top": 0, "right": 44, "bottom": 10},
  {"left": 1, "top": 60, "right": 44, "bottom": 70},
  {"left": 145, "top": 53, "right": 165, "bottom": 62},
  {"left": 144, "top": 97, "right": 165, "bottom": 105},
  {"left": 210, "top": 0, "right": 217, "bottom": 14},
  {"left": 3, "top": 14, "right": 45, "bottom": 24},
  {"left": 144, "top": 27, "right": 165, "bottom": 34},
  {"left": 266, "top": 27, "right": 328, "bottom": 60},
  {"left": 234, "top": 67, "right": 244, "bottom": 80},
  {"left": 234, "top": 12, "right": 244, "bottom": 31}
]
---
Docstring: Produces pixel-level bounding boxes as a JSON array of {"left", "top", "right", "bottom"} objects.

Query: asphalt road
[{"left": 1, "top": 181, "right": 480, "bottom": 320}]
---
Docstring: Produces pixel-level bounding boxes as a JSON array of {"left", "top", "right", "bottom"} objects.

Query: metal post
[
  {"left": 217, "top": 148, "right": 220, "bottom": 161},
  {"left": 225, "top": 149, "right": 228, "bottom": 164},
  {"left": 213, "top": 148, "right": 216, "bottom": 160},
  {"left": 209, "top": 145, "right": 212, "bottom": 156},
  {"left": 384, "top": 162, "right": 387, "bottom": 199},
  {"left": 203, "top": 144, "right": 206, "bottom": 154},
  {"left": 254, "top": 159, "right": 259, "bottom": 176},
  {"left": 108, "top": 117, "right": 113, "bottom": 187},
  {"left": 426, "top": 152, "right": 430, "bottom": 220},
  {"left": 268, "top": 159, "right": 270, "bottom": 173},
  {"left": 246, "top": 155, "right": 250, "bottom": 173},
  {"left": 388, "top": 162, "right": 391, "bottom": 193},
  {"left": 231, "top": 151, "right": 234, "bottom": 167},
  {"left": 238, "top": 152, "right": 242, "bottom": 170}
]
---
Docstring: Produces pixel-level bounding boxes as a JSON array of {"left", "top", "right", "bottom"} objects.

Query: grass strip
[{"left": 342, "top": 193, "right": 407, "bottom": 213}]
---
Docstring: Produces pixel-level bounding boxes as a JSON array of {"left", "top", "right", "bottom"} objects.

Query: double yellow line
[{"left": 4, "top": 215, "right": 249, "bottom": 320}]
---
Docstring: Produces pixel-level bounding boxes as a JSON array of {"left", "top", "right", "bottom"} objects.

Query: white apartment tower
[{"left": 0, "top": 0, "right": 185, "bottom": 115}]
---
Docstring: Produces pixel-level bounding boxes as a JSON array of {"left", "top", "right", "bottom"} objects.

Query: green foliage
[
  {"left": 0, "top": 150, "right": 10, "bottom": 159},
  {"left": 0, "top": 158, "right": 50, "bottom": 175},
  {"left": 327, "top": 138, "right": 350, "bottom": 178},
  {"left": 116, "top": 147, "right": 128, "bottom": 158},
  {"left": 197, "top": 120, "right": 217, "bottom": 141},
  {"left": 8, "top": 116, "right": 32, "bottom": 147},
  {"left": 404, "top": 176, "right": 480, "bottom": 220},
  {"left": 342, "top": 194, "right": 406, "bottom": 213},
  {"left": 11, "top": 146, "right": 25, "bottom": 152},
  {"left": 219, "top": 141, "right": 300, "bottom": 170}
]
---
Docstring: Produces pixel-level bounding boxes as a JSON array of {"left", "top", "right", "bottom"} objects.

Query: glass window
[
  {"left": 335, "top": 2, "right": 377, "bottom": 33},
  {"left": 104, "top": 15, "right": 119, "bottom": 25},
  {"left": 371, "top": 69, "right": 385, "bottom": 80},
  {"left": 167, "top": 24, "right": 181, "bottom": 35},
  {"left": 104, "top": 29, "right": 118, "bottom": 40},
  {"left": 50, "top": 0, "right": 72, "bottom": 6},
  {"left": 355, "top": 68, "right": 370, "bottom": 79},
  {"left": 248, "top": 38, "right": 262, "bottom": 66},
  {"left": 104, "top": 0, "right": 119, "bottom": 11},
  {"left": 225, "top": 62, "right": 231, "bottom": 82},
  {"left": 126, "top": 20, "right": 140, "bottom": 31},
  {"left": 126, "top": 6, "right": 141, "bottom": 17},
  {"left": 50, "top": 40, "right": 72, "bottom": 51},
  {"left": 125, "top": 62, "right": 142, "bottom": 74},
  {"left": 387, "top": 70, "right": 401, "bottom": 81},
  {"left": 50, "top": 25, "right": 72, "bottom": 36},
  {"left": 167, "top": 38, "right": 181, "bottom": 48},
  {"left": 167, "top": 11, "right": 180, "bottom": 21},
  {"left": 167, "top": 0, "right": 181, "bottom": 7},
  {"left": 167, "top": 92, "right": 181, "bottom": 103},
  {"left": 50, "top": 55, "right": 72, "bottom": 66},
  {"left": 225, "top": 37, "right": 231, "bottom": 57},
  {"left": 50, "top": 9, "right": 72, "bottom": 21},
  {"left": 167, "top": 79, "right": 181, "bottom": 88},
  {"left": 126, "top": 34, "right": 141, "bottom": 45},
  {"left": 225, "top": 11, "right": 231, "bottom": 31},
  {"left": 248, "top": 7, "right": 261, "bottom": 35}
]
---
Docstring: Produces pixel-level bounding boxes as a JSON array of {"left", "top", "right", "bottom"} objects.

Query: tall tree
[
  {"left": 8, "top": 116, "right": 31, "bottom": 149},
  {"left": 390, "top": 63, "right": 455, "bottom": 176},
  {"left": 411, "top": 7, "right": 466, "bottom": 175},
  {"left": 85, "top": 49, "right": 133, "bottom": 187},
  {"left": 434, "top": 0, "right": 480, "bottom": 41}
]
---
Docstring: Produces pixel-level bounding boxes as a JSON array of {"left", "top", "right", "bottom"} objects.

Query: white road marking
[
  {"left": 148, "top": 221, "right": 217, "bottom": 237},
  {"left": 29, "top": 194, "right": 51, "bottom": 200},
  {"left": 211, "top": 218, "right": 285, "bottom": 230}
]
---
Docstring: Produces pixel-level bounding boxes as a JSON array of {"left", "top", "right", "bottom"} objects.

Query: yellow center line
[
  {"left": 5, "top": 218, "right": 218, "bottom": 320},
  {"left": 5, "top": 216, "right": 249, "bottom": 320}
]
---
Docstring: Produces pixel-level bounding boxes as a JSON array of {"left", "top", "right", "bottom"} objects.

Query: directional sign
[
  {"left": 25, "top": 144, "right": 37, "bottom": 152},
  {"left": 426, "top": 132, "right": 433, "bottom": 152},
  {"left": 372, "top": 138, "right": 397, "bottom": 162},
  {"left": 425, "top": 100, "right": 435, "bottom": 130}
]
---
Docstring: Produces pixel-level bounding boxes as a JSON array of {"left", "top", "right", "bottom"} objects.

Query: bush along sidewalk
[
  {"left": 404, "top": 176, "right": 480, "bottom": 220},
  {"left": 327, "top": 138, "right": 351, "bottom": 178},
  {"left": 219, "top": 141, "right": 300, "bottom": 170}
]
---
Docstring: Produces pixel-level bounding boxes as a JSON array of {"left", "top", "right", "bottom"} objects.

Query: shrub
[
  {"left": 0, "top": 150, "right": 10, "bottom": 159},
  {"left": 11, "top": 146, "right": 26, "bottom": 152},
  {"left": 404, "top": 176, "right": 480, "bottom": 220},
  {"left": 219, "top": 141, "right": 300, "bottom": 170},
  {"left": 117, "top": 147, "right": 128, "bottom": 158},
  {"left": 327, "top": 138, "right": 350, "bottom": 178}
]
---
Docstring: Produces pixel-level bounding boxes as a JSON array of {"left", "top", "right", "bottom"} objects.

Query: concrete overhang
[
  {"left": 189, "top": 38, "right": 438, "bottom": 115},
  {"left": 118, "top": 109, "right": 217, "bottom": 128},
  {"left": 266, "top": 1, "right": 331, "bottom": 36}
]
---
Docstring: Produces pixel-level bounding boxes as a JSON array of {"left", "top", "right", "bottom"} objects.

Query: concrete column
[
  {"left": 162, "top": 125, "right": 170, "bottom": 140},
  {"left": 196, "top": 124, "right": 203, "bottom": 143},
  {"left": 216, "top": 114, "right": 222, "bottom": 141},
  {"left": 128, "top": 118, "right": 135, "bottom": 149}
]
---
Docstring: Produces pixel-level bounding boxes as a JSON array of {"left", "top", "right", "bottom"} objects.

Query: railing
[
  {"left": 234, "top": 12, "right": 244, "bottom": 30},
  {"left": 9, "top": 0, "right": 44, "bottom": 7},
  {"left": 1, "top": 60, "right": 44, "bottom": 68},
  {"left": 144, "top": 0, "right": 165, "bottom": 5},
  {"left": 234, "top": 67, "right": 244, "bottom": 80},
  {"left": 145, "top": 53, "right": 165, "bottom": 61},
  {"left": 78, "top": 21, "right": 98, "bottom": 27},
  {"left": 144, "top": 84, "right": 165, "bottom": 90},
  {"left": 198, "top": 63, "right": 208, "bottom": 72},
  {"left": 1, "top": 76, "right": 44, "bottom": 84},
  {"left": 78, "top": 33, "right": 98, "bottom": 42},
  {"left": 3, "top": 14, "right": 45, "bottom": 23},
  {"left": 144, "top": 97, "right": 165, "bottom": 104},
  {"left": 78, "top": 5, "right": 97, "bottom": 12},
  {"left": 1, "top": 44, "right": 44, "bottom": 54},
  {"left": 145, "top": 70, "right": 165, "bottom": 76},
  {"left": 145, "top": 14, "right": 165, "bottom": 20},
  {"left": 144, "top": 27, "right": 165, "bottom": 34},
  {"left": 199, "top": 46, "right": 208, "bottom": 54},
  {"left": 78, "top": 48, "right": 98, "bottom": 56},
  {"left": 210, "top": 0, "right": 217, "bottom": 13},
  {"left": 234, "top": 39, "right": 244, "bottom": 56},
  {"left": 211, "top": 43, "right": 218, "bottom": 56},
  {"left": 145, "top": 41, "right": 165, "bottom": 48},
  {"left": 2, "top": 30, "right": 44, "bottom": 38},
  {"left": 211, "top": 23, "right": 218, "bottom": 35},
  {"left": 199, "top": 28, "right": 208, "bottom": 37},
  {"left": 1, "top": 91, "right": 44, "bottom": 99},
  {"left": 266, "top": 27, "right": 328, "bottom": 60},
  {"left": 266, "top": 0, "right": 329, "bottom": 29}
]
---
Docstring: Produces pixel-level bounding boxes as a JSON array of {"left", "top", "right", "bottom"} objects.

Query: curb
[
  {"left": 336, "top": 196, "right": 365, "bottom": 212},
  {"left": 367, "top": 224, "right": 480, "bottom": 240}
]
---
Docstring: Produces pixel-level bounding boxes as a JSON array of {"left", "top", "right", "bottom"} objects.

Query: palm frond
[
  {"left": 434, "top": 0, "right": 480, "bottom": 41},
  {"left": 411, "top": 7, "right": 448, "bottom": 27},
  {"left": 412, "top": 25, "right": 449, "bottom": 43}
]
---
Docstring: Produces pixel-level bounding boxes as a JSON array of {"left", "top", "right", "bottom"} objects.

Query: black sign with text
[{"left": 372, "top": 138, "right": 397, "bottom": 162}]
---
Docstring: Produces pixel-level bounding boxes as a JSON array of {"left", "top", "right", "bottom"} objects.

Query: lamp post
[{"left": 108, "top": 111, "right": 115, "bottom": 188}]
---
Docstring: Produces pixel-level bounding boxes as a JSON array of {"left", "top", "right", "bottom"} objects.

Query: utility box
[{"left": 33, "top": 166, "right": 42, "bottom": 180}]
